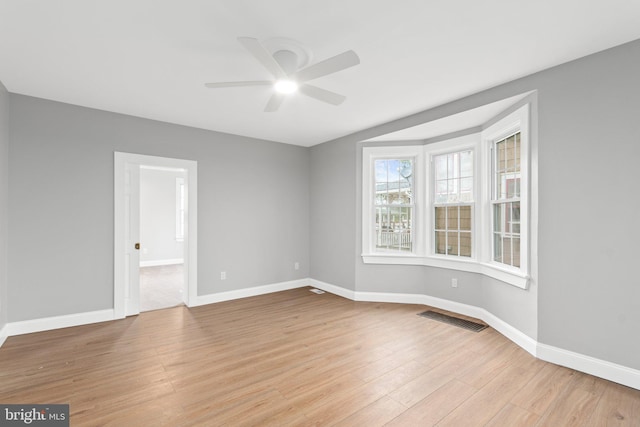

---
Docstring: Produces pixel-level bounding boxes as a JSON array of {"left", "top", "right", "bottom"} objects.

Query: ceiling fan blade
[
  {"left": 264, "top": 93, "right": 285, "bottom": 112},
  {"left": 205, "top": 81, "right": 272, "bottom": 88},
  {"left": 299, "top": 84, "right": 346, "bottom": 106},
  {"left": 293, "top": 50, "right": 360, "bottom": 83},
  {"left": 237, "top": 37, "right": 287, "bottom": 80}
]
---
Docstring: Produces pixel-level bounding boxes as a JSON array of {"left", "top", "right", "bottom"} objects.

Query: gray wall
[
  {"left": 310, "top": 39, "right": 640, "bottom": 370},
  {"left": 8, "top": 95, "right": 309, "bottom": 321},
  {"left": 140, "top": 168, "right": 184, "bottom": 264},
  {"left": 309, "top": 139, "right": 356, "bottom": 290},
  {"left": 0, "top": 81, "right": 8, "bottom": 331},
  {"left": 535, "top": 40, "right": 640, "bottom": 370},
  {"left": 3, "top": 39, "right": 639, "bottom": 373}
]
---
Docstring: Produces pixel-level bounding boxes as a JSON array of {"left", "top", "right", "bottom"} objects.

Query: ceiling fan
[{"left": 205, "top": 37, "right": 360, "bottom": 112}]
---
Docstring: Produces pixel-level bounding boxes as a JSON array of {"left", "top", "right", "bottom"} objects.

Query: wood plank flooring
[{"left": 0, "top": 287, "right": 638, "bottom": 426}]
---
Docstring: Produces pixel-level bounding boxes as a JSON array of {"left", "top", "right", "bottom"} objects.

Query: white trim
[
  {"left": 192, "top": 279, "right": 309, "bottom": 307},
  {"left": 308, "top": 278, "right": 357, "bottom": 300},
  {"left": 140, "top": 258, "right": 184, "bottom": 267},
  {"left": 176, "top": 176, "right": 185, "bottom": 241},
  {"left": 7, "top": 309, "right": 115, "bottom": 336},
  {"left": 537, "top": 343, "right": 640, "bottom": 391},
  {"left": 0, "top": 280, "right": 638, "bottom": 391},
  {"left": 0, "top": 324, "right": 7, "bottom": 347},
  {"left": 352, "top": 289, "right": 537, "bottom": 355},
  {"left": 311, "top": 281, "right": 639, "bottom": 391}
]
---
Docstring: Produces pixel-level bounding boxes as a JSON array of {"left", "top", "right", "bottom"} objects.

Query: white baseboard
[
  {"left": 140, "top": 258, "right": 184, "bottom": 267},
  {"left": 0, "top": 323, "right": 7, "bottom": 347},
  {"left": 312, "top": 282, "right": 639, "bottom": 391},
  {"left": 537, "top": 343, "right": 640, "bottom": 391},
  {"left": 309, "top": 279, "right": 356, "bottom": 300},
  {"left": 351, "top": 290, "right": 538, "bottom": 357},
  {"left": 1, "top": 279, "right": 637, "bottom": 391},
  {"left": 7, "top": 309, "right": 115, "bottom": 336},
  {"left": 192, "top": 279, "right": 309, "bottom": 307}
]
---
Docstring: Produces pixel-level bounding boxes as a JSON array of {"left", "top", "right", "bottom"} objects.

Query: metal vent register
[{"left": 418, "top": 310, "right": 488, "bottom": 332}]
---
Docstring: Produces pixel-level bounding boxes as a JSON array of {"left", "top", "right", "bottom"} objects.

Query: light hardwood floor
[{"left": 0, "top": 287, "right": 638, "bottom": 426}]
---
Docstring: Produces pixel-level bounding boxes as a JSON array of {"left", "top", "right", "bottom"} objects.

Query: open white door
[
  {"left": 124, "top": 162, "right": 141, "bottom": 315},
  {"left": 115, "top": 152, "right": 198, "bottom": 319}
]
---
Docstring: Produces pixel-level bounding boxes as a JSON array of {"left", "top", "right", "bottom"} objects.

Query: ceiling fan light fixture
[{"left": 274, "top": 79, "right": 298, "bottom": 94}]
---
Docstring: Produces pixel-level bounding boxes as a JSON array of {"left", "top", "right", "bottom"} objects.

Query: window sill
[{"left": 361, "top": 253, "right": 529, "bottom": 289}]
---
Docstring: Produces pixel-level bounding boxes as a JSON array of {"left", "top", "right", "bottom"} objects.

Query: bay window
[{"left": 362, "top": 103, "right": 531, "bottom": 289}]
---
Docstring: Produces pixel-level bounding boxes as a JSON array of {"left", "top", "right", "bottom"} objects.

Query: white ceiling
[
  {"left": 364, "top": 93, "right": 530, "bottom": 142},
  {"left": 1, "top": 1, "right": 639, "bottom": 147}
]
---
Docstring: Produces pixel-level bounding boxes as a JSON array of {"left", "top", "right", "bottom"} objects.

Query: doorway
[
  {"left": 114, "top": 152, "right": 198, "bottom": 318},
  {"left": 139, "top": 166, "right": 186, "bottom": 312}
]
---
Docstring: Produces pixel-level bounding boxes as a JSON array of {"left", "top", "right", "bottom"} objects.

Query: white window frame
[
  {"left": 426, "top": 135, "right": 479, "bottom": 260},
  {"left": 481, "top": 105, "right": 530, "bottom": 279},
  {"left": 362, "top": 145, "right": 426, "bottom": 260},
  {"left": 361, "top": 104, "right": 531, "bottom": 289}
]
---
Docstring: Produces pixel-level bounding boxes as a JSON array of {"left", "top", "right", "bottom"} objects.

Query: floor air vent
[{"left": 417, "top": 310, "right": 488, "bottom": 332}]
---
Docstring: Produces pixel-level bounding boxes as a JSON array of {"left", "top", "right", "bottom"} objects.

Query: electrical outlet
[
  {"left": 220, "top": 271, "right": 226, "bottom": 280},
  {"left": 294, "top": 262, "right": 299, "bottom": 270},
  {"left": 451, "top": 278, "right": 458, "bottom": 288}
]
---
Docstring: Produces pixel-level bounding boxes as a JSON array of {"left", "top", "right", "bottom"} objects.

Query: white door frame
[{"left": 114, "top": 152, "right": 198, "bottom": 318}]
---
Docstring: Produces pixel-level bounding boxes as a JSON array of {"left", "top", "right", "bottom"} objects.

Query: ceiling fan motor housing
[{"left": 273, "top": 50, "right": 299, "bottom": 75}]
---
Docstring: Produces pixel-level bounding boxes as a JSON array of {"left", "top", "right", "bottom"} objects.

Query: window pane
[
  {"left": 433, "top": 151, "right": 473, "bottom": 204},
  {"left": 435, "top": 231, "right": 446, "bottom": 255},
  {"left": 447, "top": 178, "right": 457, "bottom": 202},
  {"left": 435, "top": 155, "right": 447, "bottom": 180},
  {"left": 495, "top": 132, "right": 521, "bottom": 201},
  {"left": 447, "top": 231, "right": 459, "bottom": 256},
  {"left": 503, "top": 236, "right": 513, "bottom": 265},
  {"left": 460, "top": 232, "right": 472, "bottom": 257},
  {"left": 435, "top": 180, "right": 447, "bottom": 203},
  {"left": 511, "top": 202, "right": 521, "bottom": 235},
  {"left": 447, "top": 206, "right": 459, "bottom": 229},
  {"left": 512, "top": 237, "right": 521, "bottom": 268},
  {"left": 376, "top": 192, "right": 388, "bottom": 205},
  {"left": 460, "top": 150, "right": 473, "bottom": 177},
  {"left": 515, "top": 133, "right": 521, "bottom": 172},
  {"left": 492, "top": 201, "right": 521, "bottom": 267},
  {"left": 459, "top": 206, "right": 471, "bottom": 231},
  {"left": 375, "top": 160, "right": 388, "bottom": 182},
  {"left": 460, "top": 177, "right": 473, "bottom": 202},
  {"left": 497, "top": 140, "right": 507, "bottom": 173},
  {"left": 493, "top": 204, "right": 503, "bottom": 233},
  {"left": 375, "top": 205, "right": 412, "bottom": 252},
  {"left": 375, "top": 158, "right": 413, "bottom": 206},
  {"left": 435, "top": 207, "right": 446, "bottom": 230},
  {"left": 493, "top": 232, "right": 503, "bottom": 263}
]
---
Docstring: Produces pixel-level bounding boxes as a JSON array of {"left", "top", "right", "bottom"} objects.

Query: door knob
[{"left": 135, "top": 243, "right": 140, "bottom": 250}]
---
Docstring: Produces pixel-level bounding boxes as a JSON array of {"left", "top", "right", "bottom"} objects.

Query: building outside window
[
  {"left": 492, "top": 132, "right": 521, "bottom": 267},
  {"left": 374, "top": 159, "right": 413, "bottom": 252}
]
